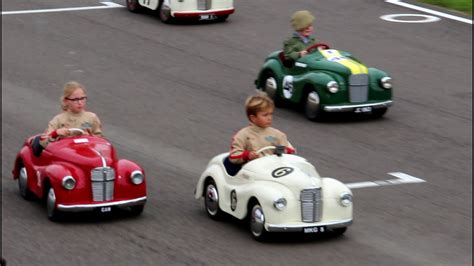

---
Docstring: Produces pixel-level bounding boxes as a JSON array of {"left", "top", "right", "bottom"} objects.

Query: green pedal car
[{"left": 255, "top": 43, "right": 393, "bottom": 121}]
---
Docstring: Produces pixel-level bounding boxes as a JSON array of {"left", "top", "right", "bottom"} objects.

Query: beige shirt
[
  {"left": 229, "top": 123, "right": 295, "bottom": 164},
  {"left": 40, "top": 111, "right": 102, "bottom": 147}
]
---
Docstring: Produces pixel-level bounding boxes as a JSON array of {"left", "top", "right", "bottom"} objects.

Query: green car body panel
[{"left": 255, "top": 48, "right": 393, "bottom": 120}]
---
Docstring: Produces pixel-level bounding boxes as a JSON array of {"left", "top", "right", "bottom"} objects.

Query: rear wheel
[
  {"left": 249, "top": 202, "right": 268, "bottom": 241},
  {"left": 304, "top": 90, "right": 324, "bottom": 121},
  {"left": 216, "top": 15, "right": 229, "bottom": 22},
  {"left": 130, "top": 205, "right": 145, "bottom": 216},
  {"left": 158, "top": 2, "right": 174, "bottom": 23},
  {"left": 263, "top": 71, "right": 285, "bottom": 107},
  {"left": 328, "top": 227, "right": 347, "bottom": 237},
  {"left": 372, "top": 107, "right": 387, "bottom": 118},
  {"left": 46, "top": 187, "right": 62, "bottom": 222},
  {"left": 18, "top": 167, "right": 34, "bottom": 200},
  {"left": 204, "top": 179, "right": 223, "bottom": 220},
  {"left": 126, "top": 0, "right": 143, "bottom": 13}
]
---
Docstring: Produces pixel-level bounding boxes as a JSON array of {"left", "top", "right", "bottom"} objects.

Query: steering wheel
[
  {"left": 256, "top": 146, "right": 277, "bottom": 156},
  {"left": 306, "top": 43, "right": 330, "bottom": 53},
  {"left": 68, "top": 128, "right": 86, "bottom": 135}
]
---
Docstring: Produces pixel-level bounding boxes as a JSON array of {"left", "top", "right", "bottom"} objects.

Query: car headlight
[
  {"left": 326, "top": 81, "right": 339, "bottom": 93},
  {"left": 62, "top": 176, "right": 76, "bottom": 190},
  {"left": 380, "top": 76, "right": 392, "bottom": 89},
  {"left": 340, "top": 192, "right": 353, "bottom": 207},
  {"left": 273, "top": 198, "right": 287, "bottom": 210},
  {"left": 130, "top": 170, "right": 144, "bottom": 185}
]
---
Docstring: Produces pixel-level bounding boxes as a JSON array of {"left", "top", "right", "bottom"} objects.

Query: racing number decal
[
  {"left": 230, "top": 190, "right": 237, "bottom": 211},
  {"left": 272, "top": 167, "right": 294, "bottom": 178},
  {"left": 282, "top": 76, "right": 294, "bottom": 99}
]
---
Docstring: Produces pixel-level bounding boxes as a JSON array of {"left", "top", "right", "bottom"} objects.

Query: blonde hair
[
  {"left": 60, "top": 81, "right": 86, "bottom": 111},
  {"left": 245, "top": 93, "right": 275, "bottom": 119}
]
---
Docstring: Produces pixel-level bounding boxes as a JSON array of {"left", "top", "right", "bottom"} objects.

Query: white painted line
[
  {"left": 1, "top": 2, "right": 123, "bottom": 16},
  {"left": 380, "top": 14, "right": 441, "bottom": 23},
  {"left": 345, "top": 172, "right": 426, "bottom": 189},
  {"left": 385, "top": 0, "right": 473, "bottom": 24}
]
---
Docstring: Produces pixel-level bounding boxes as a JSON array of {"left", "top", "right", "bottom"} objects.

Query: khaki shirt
[
  {"left": 283, "top": 34, "right": 317, "bottom": 61},
  {"left": 40, "top": 111, "right": 102, "bottom": 147},
  {"left": 229, "top": 123, "right": 295, "bottom": 164}
]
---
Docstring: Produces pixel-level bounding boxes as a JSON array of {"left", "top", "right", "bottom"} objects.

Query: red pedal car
[{"left": 12, "top": 128, "right": 147, "bottom": 221}]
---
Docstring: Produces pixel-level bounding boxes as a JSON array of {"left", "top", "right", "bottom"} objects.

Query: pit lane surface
[{"left": 1, "top": 0, "right": 472, "bottom": 265}]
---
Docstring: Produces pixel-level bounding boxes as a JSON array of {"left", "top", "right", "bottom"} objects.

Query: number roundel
[{"left": 271, "top": 167, "right": 294, "bottom": 178}]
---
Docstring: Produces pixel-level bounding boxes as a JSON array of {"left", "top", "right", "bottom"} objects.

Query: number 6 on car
[{"left": 194, "top": 146, "right": 353, "bottom": 241}]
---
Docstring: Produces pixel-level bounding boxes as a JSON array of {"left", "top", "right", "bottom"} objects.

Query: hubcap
[
  {"left": 19, "top": 167, "right": 28, "bottom": 197},
  {"left": 160, "top": 5, "right": 171, "bottom": 21},
  {"left": 205, "top": 184, "right": 219, "bottom": 216},
  {"left": 250, "top": 205, "right": 265, "bottom": 237},
  {"left": 264, "top": 77, "right": 277, "bottom": 100},
  {"left": 305, "top": 91, "right": 320, "bottom": 118},
  {"left": 47, "top": 188, "right": 56, "bottom": 217}
]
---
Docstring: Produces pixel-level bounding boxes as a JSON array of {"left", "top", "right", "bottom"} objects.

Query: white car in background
[
  {"left": 194, "top": 145, "right": 353, "bottom": 241},
  {"left": 126, "top": 0, "right": 235, "bottom": 23}
]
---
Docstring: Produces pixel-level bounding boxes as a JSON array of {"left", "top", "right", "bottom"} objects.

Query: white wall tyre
[
  {"left": 126, "top": 0, "right": 143, "bottom": 13},
  {"left": 46, "top": 187, "right": 62, "bottom": 222},
  {"left": 304, "top": 91, "right": 324, "bottom": 121},
  {"left": 263, "top": 71, "right": 285, "bottom": 107},
  {"left": 249, "top": 202, "right": 268, "bottom": 241},
  {"left": 18, "top": 167, "right": 34, "bottom": 200},
  {"left": 204, "top": 179, "right": 223, "bottom": 220},
  {"left": 158, "top": 2, "right": 173, "bottom": 23}
]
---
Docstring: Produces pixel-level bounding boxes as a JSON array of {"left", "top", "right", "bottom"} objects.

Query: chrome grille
[
  {"left": 300, "top": 188, "right": 322, "bottom": 222},
  {"left": 197, "top": 0, "right": 211, "bottom": 10},
  {"left": 91, "top": 167, "right": 115, "bottom": 202},
  {"left": 349, "top": 74, "right": 369, "bottom": 103}
]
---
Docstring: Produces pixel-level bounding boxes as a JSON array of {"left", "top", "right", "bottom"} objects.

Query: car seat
[
  {"left": 278, "top": 51, "right": 295, "bottom": 68},
  {"left": 223, "top": 156, "right": 242, "bottom": 176}
]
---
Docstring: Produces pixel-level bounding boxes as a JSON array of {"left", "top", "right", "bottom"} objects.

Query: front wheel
[
  {"left": 204, "top": 180, "right": 223, "bottom": 220},
  {"left": 46, "top": 187, "right": 62, "bottom": 222},
  {"left": 216, "top": 15, "right": 229, "bottom": 22},
  {"left": 249, "top": 203, "right": 268, "bottom": 241},
  {"left": 328, "top": 227, "right": 347, "bottom": 237},
  {"left": 304, "top": 91, "right": 324, "bottom": 121},
  {"left": 130, "top": 205, "right": 145, "bottom": 216},
  {"left": 126, "top": 0, "right": 143, "bottom": 13}
]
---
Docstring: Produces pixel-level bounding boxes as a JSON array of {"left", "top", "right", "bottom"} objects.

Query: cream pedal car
[
  {"left": 126, "top": 0, "right": 235, "bottom": 23},
  {"left": 194, "top": 146, "right": 353, "bottom": 240}
]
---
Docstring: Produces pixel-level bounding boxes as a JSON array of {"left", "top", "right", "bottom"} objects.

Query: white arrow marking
[
  {"left": 2, "top": 2, "right": 123, "bottom": 16},
  {"left": 345, "top": 172, "right": 426, "bottom": 189},
  {"left": 385, "top": 0, "right": 473, "bottom": 24}
]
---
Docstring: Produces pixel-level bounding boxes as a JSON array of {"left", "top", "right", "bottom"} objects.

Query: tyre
[
  {"left": 126, "top": 0, "right": 143, "bottom": 13},
  {"left": 216, "top": 15, "right": 229, "bottom": 22},
  {"left": 249, "top": 202, "right": 268, "bottom": 241},
  {"left": 371, "top": 107, "right": 387, "bottom": 119},
  {"left": 329, "top": 227, "right": 347, "bottom": 237},
  {"left": 304, "top": 90, "right": 324, "bottom": 121},
  {"left": 263, "top": 71, "right": 285, "bottom": 107},
  {"left": 158, "top": 2, "right": 174, "bottom": 23},
  {"left": 46, "top": 187, "right": 62, "bottom": 222},
  {"left": 204, "top": 179, "right": 223, "bottom": 220},
  {"left": 130, "top": 205, "right": 145, "bottom": 216},
  {"left": 18, "top": 167, "right": 34, "bottom": 200}
]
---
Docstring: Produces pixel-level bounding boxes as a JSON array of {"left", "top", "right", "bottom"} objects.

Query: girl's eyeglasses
[{"left": 66, "top": 96, "right": 87, "bottom": 102}]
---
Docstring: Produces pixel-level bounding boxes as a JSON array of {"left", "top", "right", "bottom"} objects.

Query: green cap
[{"left": 291, "top": 10, "right": 315, "bottom": 31}]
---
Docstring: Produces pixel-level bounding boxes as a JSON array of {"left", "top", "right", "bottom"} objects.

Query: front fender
[
  {"left": 255, "top": 57, "right": 283, "bottom": 89},
  {"left": 114, "top": 159, "right": 147, "bottom": 199},
  {"left": 320, "top": 177, "right": 353, "bottom": 221},
  {"left": 194, "top": 163, "right": 223, "bottom": 200},
  {"left": 43, "top": 163, "right": 84, "bottom": 202}
]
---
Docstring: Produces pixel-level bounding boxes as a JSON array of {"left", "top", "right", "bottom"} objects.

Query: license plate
[
  {"left": 199, "top": 14, "right": 216, "bottom": 20},
  {"left": 304, "top": 226, "right": 326, "bottom": 233},
  {"left": 354, "top": 106, "right": 372, "bottom": 113},
  {"left": 100, "top": 207, "right": 112, "bottom": 213}
]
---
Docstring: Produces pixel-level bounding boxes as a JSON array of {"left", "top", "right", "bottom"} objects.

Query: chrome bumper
[
  {"left": 57, "top": 196, "right": 147, "bottom": 212},
  {"left": 324, "top": 100, "right": 393, "bottom": 112},
  {"left": 265, "top": 219, "right": 353, "bottom": 233}
]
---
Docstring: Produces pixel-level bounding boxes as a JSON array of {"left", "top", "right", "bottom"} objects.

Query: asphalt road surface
[{"left": 2, "top": 0, "right": 472, "bottom": 265}]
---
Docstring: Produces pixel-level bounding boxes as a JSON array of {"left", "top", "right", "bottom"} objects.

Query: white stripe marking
[
  {"left": 2, "top": 2, "right": 123, "bottom": 16},
  {"left": 345, "top": 172, "right": 426, "bottom": 189},
  {"left": 385, "top": 0, "right": 473, "bottom": 24}
]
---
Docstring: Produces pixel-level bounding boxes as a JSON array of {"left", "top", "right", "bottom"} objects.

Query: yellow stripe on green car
[{"left": 320, "top": 49, "right": 368, "bottom": 74}]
